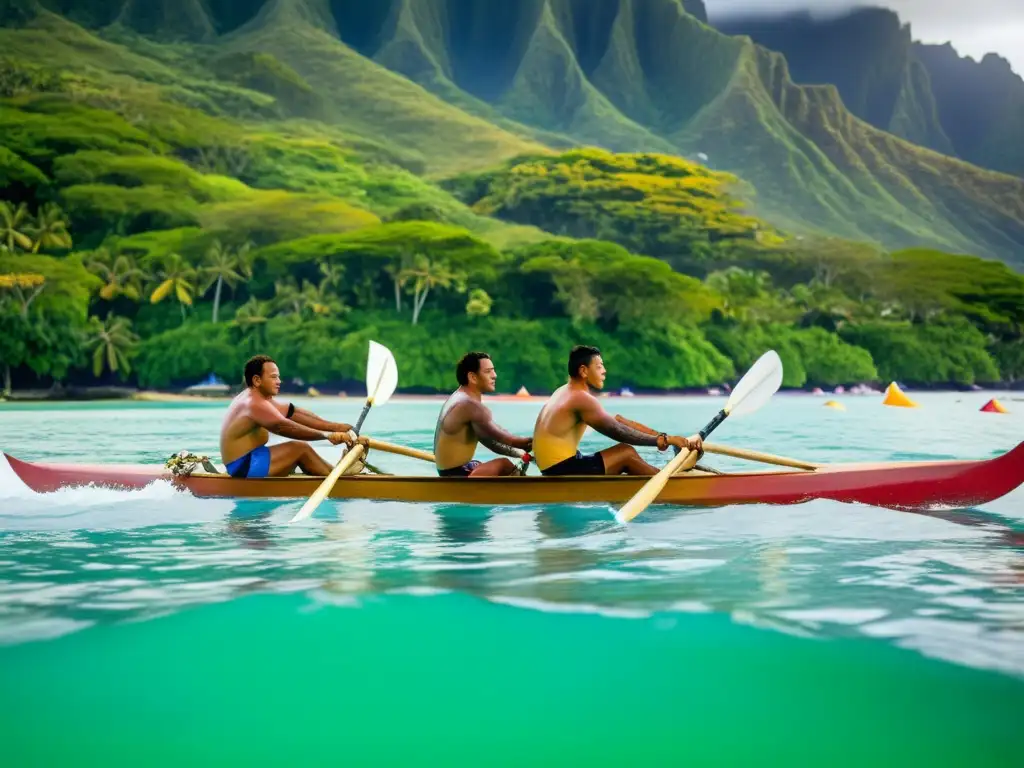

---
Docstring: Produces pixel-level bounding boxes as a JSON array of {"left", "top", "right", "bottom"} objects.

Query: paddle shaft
[
  {"left": 614, "top": 415, "right": 815, "bottom": 471},
  {"left": 366, "top": 438, "right": 435, "bottom": 463},
  {"left": 290, "top": 443, "right": 365, "bottom": 522},
  {"left": 289, "top": 383, "right": 379, "bottom": 523},
  {"left": 703, "top": 443, "right": 818, "bottom": 471}
]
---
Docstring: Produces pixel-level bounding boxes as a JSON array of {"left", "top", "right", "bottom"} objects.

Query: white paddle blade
[
  {"left": 366, "top": 340, "right": 398, "bottom": 406},
  {"left": 726, "top": 350, "right": 783, "bottom": 418}
]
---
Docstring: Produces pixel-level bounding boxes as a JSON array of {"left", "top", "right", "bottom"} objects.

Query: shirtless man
[
  {"left": 220, "top": 355, "right": 364, "bottom": 478},
  {"left": 532, "top": 345, "right": 702, "bottom": 476},
  {"left": 433, "top": 352, "right": 533, "bottom": 477}
]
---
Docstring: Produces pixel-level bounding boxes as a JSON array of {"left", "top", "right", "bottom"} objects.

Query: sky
[{"left": 704, "top": 0, "right": 1024, "bottom": 76}]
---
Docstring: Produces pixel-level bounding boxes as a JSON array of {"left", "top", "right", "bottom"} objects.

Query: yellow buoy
[
  {"left": 515, "top": 386, "right": 531, "bottom": 398},
  {"left": 882, "top": 382, "right": 918, "bottom": 408},
  {"left": 824, "top": 400, "right": 846, "bottom": 411}
]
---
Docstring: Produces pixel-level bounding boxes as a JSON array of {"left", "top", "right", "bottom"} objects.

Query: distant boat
[
  {"left": 184, "top": 374, "right": 230, "bottom": 396},
  {"left": 620, "top": 387, "right": 635, "bottom": 397},
  {"left": 707, "top": 387, "right": 722, "bottom": 396}
]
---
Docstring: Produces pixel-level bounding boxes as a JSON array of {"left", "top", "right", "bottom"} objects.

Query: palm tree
[
  {"left": 403, "top": 255, "right": 466, "bottom": 325},
  {"left": 200, "top": 240, "right": 243, "bottom": 323},
  {"left": 318, "top": 261, "right": 343, "bottom": 291},
  {"left": 232, "top": 296, "right": 271, "bottom": 347},
  {"left": 29, "top": 203, "right": 73, "bottom": 253},
  {"left": 85, "top": 314, "right": 139, "bottom": 380},
  {"left": 385, "top": 250, "right": 413, "bottom": 312},
  {"left": 272, "top": 278, "right": 306, "bottom": 317},
  {"left": 150, "top": 253, "right": 197, "bottom": 322},
  {"left": 0, "top": 272, "right": 46, "bottom": 317},
  {"left": 302, "top": 277, "right": 345, "bottom": 317},
  {"left": 87, "top": 249, "right": 146, "bottom": 302},
  {"left": 0, "top": 201, "right": 33, "bottom": 252}
]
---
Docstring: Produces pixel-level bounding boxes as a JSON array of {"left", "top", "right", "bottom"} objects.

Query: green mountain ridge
[
  {"left": 220, "top": 0, "right": 1024, "bottom": 266},
  {"left": 6, "top": 0, "right": 1023, "bottom": 268}
]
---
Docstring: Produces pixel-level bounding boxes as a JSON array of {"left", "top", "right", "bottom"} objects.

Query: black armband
[{"left": 286, "top": 402, "right": 295, "bottom": 419}]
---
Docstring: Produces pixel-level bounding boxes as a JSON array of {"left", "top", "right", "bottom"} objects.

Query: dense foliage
[{"left": 1, "top": 7, "right": 1022, "bottom": 398}]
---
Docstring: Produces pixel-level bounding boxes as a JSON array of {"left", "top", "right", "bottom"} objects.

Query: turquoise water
[{"left": 1, "top": 393, "right": 1022, "bottom": 764}]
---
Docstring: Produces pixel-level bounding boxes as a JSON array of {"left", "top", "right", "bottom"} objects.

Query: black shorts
[
  {"left": 541, "top": 451, "right": 606, "bottom": 476},
  {"left": 437, "top": 460, "right": 482, "bottom": 477}
]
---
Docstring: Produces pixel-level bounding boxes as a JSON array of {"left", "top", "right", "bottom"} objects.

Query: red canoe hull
[{"left": 4, "top": 443, "right": 1023, "bottom": 511}]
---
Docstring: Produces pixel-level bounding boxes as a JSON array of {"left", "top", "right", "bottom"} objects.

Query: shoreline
[{"left": 2, "top": 388, "right": 1022, "bottom": 406}]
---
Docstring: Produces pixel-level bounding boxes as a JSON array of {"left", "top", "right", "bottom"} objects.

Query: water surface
[{"left": 1, "top": 393, "right": 1022, "bottom": 764}]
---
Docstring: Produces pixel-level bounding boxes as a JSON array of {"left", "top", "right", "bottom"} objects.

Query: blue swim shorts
[{"left": 225, "top": 445, "right": 271, "bottom": 478}]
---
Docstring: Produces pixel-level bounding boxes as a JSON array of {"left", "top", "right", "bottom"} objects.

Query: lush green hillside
[
  {"left": 713, "top": 8, "right": 1024, "bottom": 180},
  {"left": 7, "top": 0, "right": 1024, "bottom": 265},
  {"left": 1, "top": 0, "right": 1022, "bottom": 399},
  {"left": 300, "top": 0, "right": 1024, "bottom": 267},
  {"left": 446, "top": 148, "right": 782, "bottom": 275}
]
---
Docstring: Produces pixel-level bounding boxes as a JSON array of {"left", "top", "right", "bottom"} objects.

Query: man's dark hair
[
  {"left": 244, "top": 355, "right": 276, "bottom": 387},
  {"left": 456, "top": 352, "right": 491, "bottom": 386},
  {"left": 568, "top": 345, "right": 601, "bottom": 378}
]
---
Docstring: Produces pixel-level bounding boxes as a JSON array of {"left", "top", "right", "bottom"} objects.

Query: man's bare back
[{"left": 220, "top": 355, "right": 360, "bottom": 479}]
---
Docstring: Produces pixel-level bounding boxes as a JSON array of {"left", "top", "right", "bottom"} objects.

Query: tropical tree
[
  {"left": 466, "top": 288, "right": 492, "bottom": 317},
  {"left": 84, "top": 314, "right": 139, "bottom": 380},
  {"left": 272, "top": 275, "right": 345, "bottom": 318},
  {"left": 86, "top": 249, "right": 146, "bottom": 302},
  {"left": 200, "top": 240, "right": 244, "bottom": 323},
  {"left": 272, "top": 278, "right": 306, "bottom": 317},
  {"left": 402, "top": 255, "right": 467, "bottom": 325},
  {"left": 1, "top": 273, "right": 46, "bottom": 394},
  {"left": 318, "top": 261, "right": 343, "bottom": 291},
  {"left": 1, "top": 201, "right": 33, "bottom": 252},
  {"left": 302, "top": 278, "right": 345, "bottom": 317},
  {"left": 385, "top": 250, "right": 414, "bottom": 312},
  {"left": 0, "top": 272, "right": 46, "bottom": 317},
  {"left": 232, "top": 296, "right": 271, "bottom": 347},
  {"left": 150, "top": 253, "right": 197, "bottom": 322},
  {"left": 29, "top": 203, "right": 73, "bottom": 253}
]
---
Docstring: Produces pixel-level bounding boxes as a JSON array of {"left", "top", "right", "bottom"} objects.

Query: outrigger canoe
[{"left": 4, "top": 442, "right": 1023, "bottom": 511}]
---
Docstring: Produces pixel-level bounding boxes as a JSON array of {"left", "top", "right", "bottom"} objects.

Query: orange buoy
[
  {"left": 882, "top": 382, "right": 918, "bottom": 408},
  {"left": 980, "top": 398, "right": 1009, "bottom": 414},
  {"left": 515, "top": 386, "right": 531, "bottom": 398}
]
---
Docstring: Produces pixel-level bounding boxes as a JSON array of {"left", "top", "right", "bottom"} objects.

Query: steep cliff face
[
  {"left": 712, "top": 8, "right": 952, "bottom": 155},
  {"left": 915, "top": 44, "right": 1024, "bottom": 178}
]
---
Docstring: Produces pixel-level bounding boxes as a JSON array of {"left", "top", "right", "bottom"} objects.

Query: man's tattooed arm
[
  {"left": 579, "top": 395, "right": 661, "bottom": 447},
  {"left": 590, "top": 416, "right": 661, "bottom": 446},
  {"left": 470, "top": 407, "right": 530, "bottom": 458}
]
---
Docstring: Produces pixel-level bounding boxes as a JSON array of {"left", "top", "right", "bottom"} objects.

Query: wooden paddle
[
  {"left": 615, "top": 350, "right": 784, "bottom": 524},
  {"left": 366, "top": 438, "right": 435, "bottom": 463},
  {"left": 702, "top": 443, "right": 818, "bottom": 471},
  {"left": 289, "top": 340, "right": 399, "bottom": 523},
  {"left": 614, "top": 415, "right": 815, "bottom": 471}
]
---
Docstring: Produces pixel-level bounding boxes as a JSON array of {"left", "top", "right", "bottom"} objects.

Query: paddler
[
  {"left": 434, "top": 352, "right": 533, "bottom": 477},
  {"left": 532, "top": 345, "right": 702, "bottom": 475},
  {"left": 220, "top": 355, "right": 365, "bottom": 478}
]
